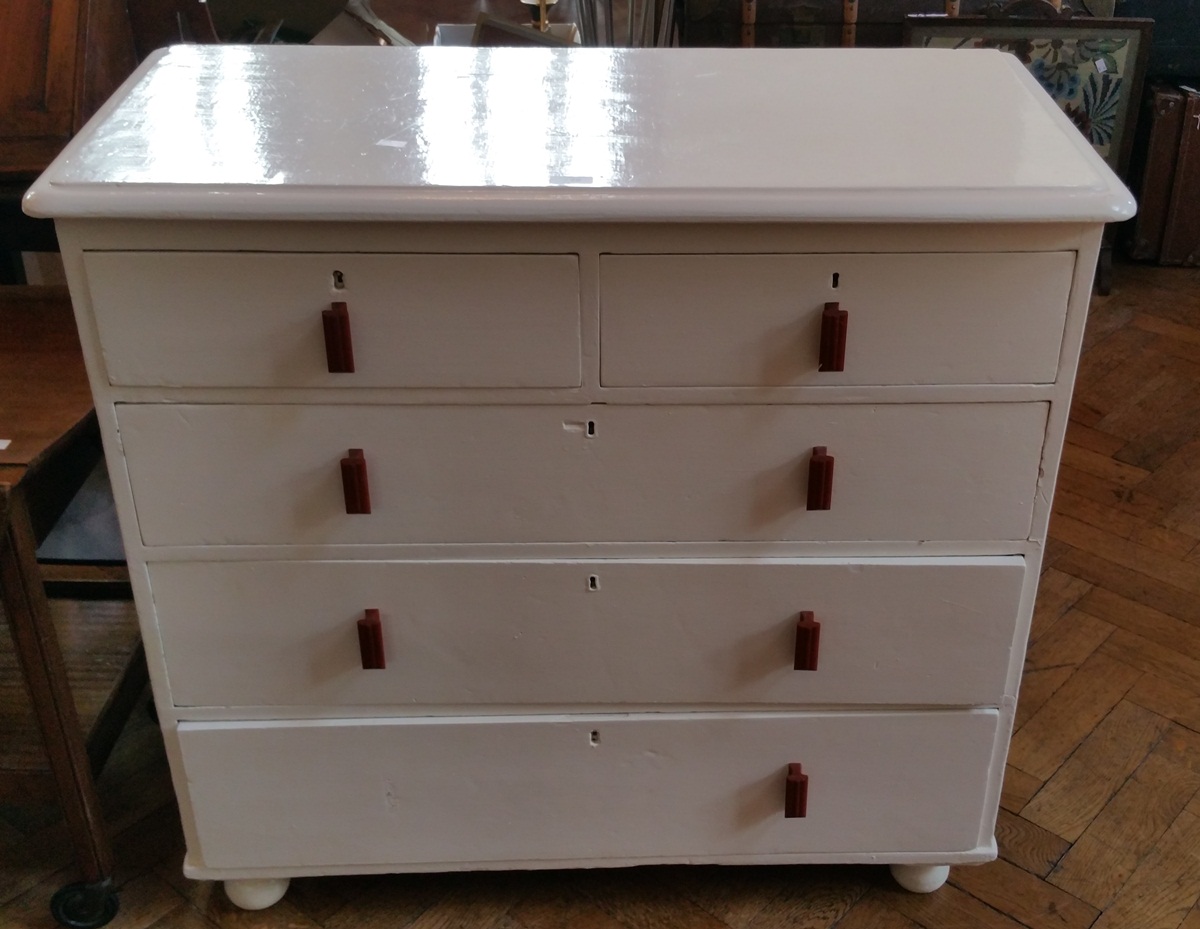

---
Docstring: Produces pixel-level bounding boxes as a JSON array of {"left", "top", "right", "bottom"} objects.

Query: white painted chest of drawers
[{"left": 26, "top": 44, "right": 1134, "bottom": 907}]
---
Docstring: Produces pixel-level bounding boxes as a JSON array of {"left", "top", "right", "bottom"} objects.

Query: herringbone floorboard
[{"left": 3, "top": 259, "right": 1199, "bottom": 929}]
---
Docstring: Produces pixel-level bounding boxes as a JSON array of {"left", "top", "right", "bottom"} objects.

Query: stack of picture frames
[{"left": 904, "top": 1, "right": 1153, "bottom": 293}]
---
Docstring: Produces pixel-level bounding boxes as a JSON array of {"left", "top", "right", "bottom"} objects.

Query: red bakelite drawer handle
[
  {"left": 785, "top": 763, "right": 809, "bottom": 818},
  {"left": 819, "top": 302, "right": 848, "bottom": 372},
  {"left": 357, "top": 608, "right": 385, "bottom": 669},
  {"left": 807, "top": 446, "right": 834, "bottom": 511},
  {"left": 323, "top": 301, "right": 355, "bottom": 373},
  {"left": 794, "top": 611, "right": 821, "bottom": 671},
  {"left": 341, "top": 448, "right": 371, "bottom": 514}
]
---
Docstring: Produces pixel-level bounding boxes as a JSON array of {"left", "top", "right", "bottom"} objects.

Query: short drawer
[
  {"left": 83, "top": 251, "right": 581, "bottom": 388},
  {"left": 117, "top": 402, "right": 1047, "bottom": 545},
  {"left": 600, "top": 252, "right": 1075, "bottom": 386},
  {"left": 151, "top": 557, "right": 1025, "bottom": 709},
  {"left": 177, "top": 709, "right": 999, "bottom": 869}
]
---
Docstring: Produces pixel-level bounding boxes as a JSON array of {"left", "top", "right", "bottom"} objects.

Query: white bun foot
[
  {"left": 889, "top": 864, "right": 950, "bottom": 893},
  {"left": 223, "top": 877, "right": 291, "bottom": 910}
]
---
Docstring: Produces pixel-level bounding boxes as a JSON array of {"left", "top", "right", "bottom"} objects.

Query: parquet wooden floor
[{"left": 3, "top": 258, "right": 1200, "bottom": 929}]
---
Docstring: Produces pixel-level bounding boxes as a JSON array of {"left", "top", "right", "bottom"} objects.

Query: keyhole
[
  {"left": 831, "top": 272, "right": 840, "bottom": 289},
  {"left": 590, "top": 730, "right": 601, "bottom": 746},
  {"left": 586, "top": 420, "right": 596, "bottom": 437},
  {"left": 588, "top": 575, "right": 599, "bottom": 591},
  {"left": 332, "top": 270, "right": 346, "bottom": 290}
]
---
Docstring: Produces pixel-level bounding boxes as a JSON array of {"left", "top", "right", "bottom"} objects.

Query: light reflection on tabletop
[
  {"left": 140, "top": 46, "right": 287, "bottom": 186},
  {"left": 414, "top": 46, "right": 626, "bottom": 187}
]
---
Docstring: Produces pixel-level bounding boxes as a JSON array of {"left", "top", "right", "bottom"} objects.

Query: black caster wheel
[{"left": 50, "top": 880, "right": 118, "bottom": 928}]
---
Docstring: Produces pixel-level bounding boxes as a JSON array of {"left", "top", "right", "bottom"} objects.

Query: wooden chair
[{"left": 0, "top": 286, "right": 146, "bottom": 928}]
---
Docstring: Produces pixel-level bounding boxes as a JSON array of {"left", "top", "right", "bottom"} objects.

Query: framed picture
[{"left": 904, "top": 15, "right": 1153, "bottom": 176}]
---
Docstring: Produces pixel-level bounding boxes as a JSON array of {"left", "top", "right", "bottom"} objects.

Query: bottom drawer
[{"left": 177, "top": 710, "right": 999, "bottom": 870}]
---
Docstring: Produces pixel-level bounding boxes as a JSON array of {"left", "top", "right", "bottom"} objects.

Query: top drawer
[
  {"left": 82, "top": 252, "right": 581, "bottom": 388},
  {"left": 600, "top": 252, "right": 1075, "bottom": 387}
]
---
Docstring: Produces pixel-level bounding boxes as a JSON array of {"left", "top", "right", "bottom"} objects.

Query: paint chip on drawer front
[{"left": 0, "top": 439, "right": 10, "bottom": 450}]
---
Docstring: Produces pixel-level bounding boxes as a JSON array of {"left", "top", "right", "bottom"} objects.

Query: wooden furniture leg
[
  {"left": 0, "top": 478, "right": 119, "bottom": 927},
  {"left": 0, "top": 286, "right": 143, "bottom": 927}
]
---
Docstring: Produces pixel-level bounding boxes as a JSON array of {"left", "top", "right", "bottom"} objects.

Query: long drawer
[
  {"left": 600, "top": 252, "right": 1075, "bottom": 387},
  {"left": 117, "top": 402, "right": 1048, "bottom": 545},
  {"left": 83, "top": 252, "right": 582, "bottom": 388},
  {"left": 151, "top": 557, "right": 1025, "bottom": 708},
  {"left": 177, "top": 709, "right": 1000, "bottom": 869}
]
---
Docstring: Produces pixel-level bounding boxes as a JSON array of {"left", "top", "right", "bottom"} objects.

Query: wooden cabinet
[
  {"left": 0, "top": 0, "right": 136, "bottom": 280},
  {"left": 0, "top": 0, "right": 136, "bottom": 175},
  {"left": 25, "top": 45, "right": 1133, "bottom": 908}
]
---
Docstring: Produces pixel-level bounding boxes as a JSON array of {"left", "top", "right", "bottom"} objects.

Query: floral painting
[{"left": 905, "top": 17, "right": 1151, "bottom": 173}]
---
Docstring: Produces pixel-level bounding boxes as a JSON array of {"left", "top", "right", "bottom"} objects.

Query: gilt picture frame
[{"left": 904, "top": 15, "right": 1153, "bottom": 177}]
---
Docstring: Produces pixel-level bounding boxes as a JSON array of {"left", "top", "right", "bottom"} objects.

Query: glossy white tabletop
[{"left": 24, "top": 44, "right": 1134, "bottom": 223}]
